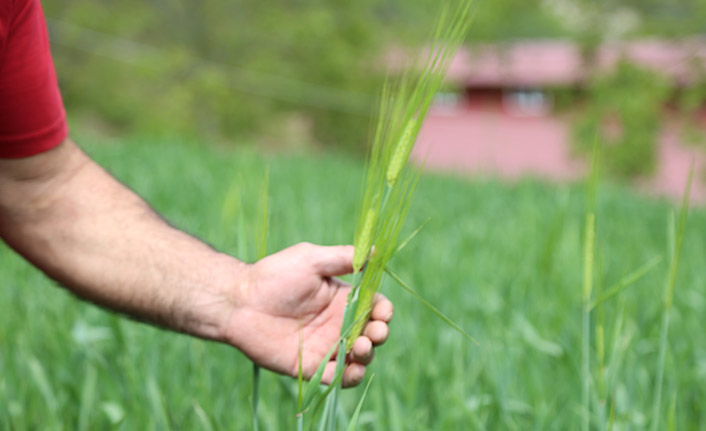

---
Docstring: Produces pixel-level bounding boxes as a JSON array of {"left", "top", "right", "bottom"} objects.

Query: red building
[{"left": 406, "top": 39, "right": 706, "bottom": 201}]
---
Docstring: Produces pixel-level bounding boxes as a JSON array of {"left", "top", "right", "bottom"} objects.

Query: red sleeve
[{"left": 0, "top": 0, "right": 67, "bottom": 159}]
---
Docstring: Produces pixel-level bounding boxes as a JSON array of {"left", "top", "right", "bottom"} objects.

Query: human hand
[{"left": 221, "top": 243, "right": 393, "bottom": 388}]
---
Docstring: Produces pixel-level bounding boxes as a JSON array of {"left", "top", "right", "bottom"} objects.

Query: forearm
[{"left": 0, "top": 140, "right": 244, "bottom": 341}]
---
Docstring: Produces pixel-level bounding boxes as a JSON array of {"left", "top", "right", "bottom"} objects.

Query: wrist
[{"left": 180, "top": 252, "right": 251, "bottom": 343}]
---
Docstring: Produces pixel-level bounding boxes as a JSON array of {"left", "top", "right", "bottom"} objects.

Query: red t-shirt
[{"left": 0, "top": 0, "right": 67, "bottom": 158}]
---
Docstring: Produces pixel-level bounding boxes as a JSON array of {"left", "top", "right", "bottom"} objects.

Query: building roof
[
  {"left": 448, "top": 41, "right": 584, "bottom": 87},
  {"left": 394, "top": 38, "right": 706, "bottom": 88}
]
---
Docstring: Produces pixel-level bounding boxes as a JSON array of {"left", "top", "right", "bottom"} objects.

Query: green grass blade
[
  {"left": 594, "top": 246, "right": 607, "bottom": 424},
  {"left": 300, "top": 309, "right": 368, "bottom": 414},
  {"left": 100, "top": 401, "right": 126, "bottom": 426},
  {"left": 308, "top": 367, "right": 346, "bottom": 431},
  {"left": 582, "top": 213, "right": 596, "bottom": 304},
  {"left": 651, "top": 163, "right": 693, "bottom": 431},
  {"left": 307, "top": 307, "right": 372, "bottom": 430},
  {"left": 652, "top": 311, "right": 671, "bottom": 431},
  {"left": 327, "top": 272, "right": 379, "bottom": 426},
  {"left": 252, "top": 168, "right": 270, "bottom": 431},
  {"left": 193, "top": 402, "right": 215, "bottom": 431},
  {"left": 667, "top": 392, "right": 677, "bottom": 431},
  {"left": 253, "top": 364, "right": 261, "bottom": 431},
  {"left": 77, "top": 365, "right": 97, "bottom": 431},
  {"left": 298, "top": 325, "right": 304, "bottom": 413},
  {"left": 0, "top": 381, "right": 14, "bottom": 431},
  {"left": 606, "top": 301, "right": 626, "bottom": 391},
  {"left": 317, "top": 397, "right": 332, "bottom": 431},
  {"left": 27, "top": 357, "right": 59, "bottom": 423},
  {"left": 222, "top": 178, "right": 250, "bottom": 260},
  {"left": 588, "top": 256, "right": 663, "bottom": 311},
  {"left": 345, "top": 374, "right": 375, "bottom": 431},
  {"left": 327, "top": 341, "right": 347, "bottom": 428},
  {"left": 146, "top": 377, "right": 171, "bottom": 430},
  {"left": 385, "top": 267, "right": 479, "bottom": 345},
  {"left": 608, "top": 396, "right": 616, "bottom": 431},
  {"left": 664, "top": 165, "right": 693, "bottom": 310},
  {"left": 582, "top": 218, "right": 595, "bottom": 423},
  {"left": 326, "top": 288, "right": 360, "bottom": 426},
  {"left": 322, "top": 282, "right": 373, "bottom": 431},
  {"left": 581, "top": 137, "right": 600, "bottom": 431},
  {"left": 586, "top": 135, "right": 600, "bottom": 213},
  {"left": 300, "top": 339, "right": 337, "bottom": 413},
  {"left": 596, "top": 323, "right": 605, "bottom": 404},
  {"left": 256, "top": 166, "right": 270, "bottom": 261},
  {"left": 237, "top": 189, "right": 249, "bottom": 261},
  {"left": 221, "top": 181, "right": 240, "bottom": 225},
  {"left": 396, "top": 217, "right": 431, "bottom": 254}
]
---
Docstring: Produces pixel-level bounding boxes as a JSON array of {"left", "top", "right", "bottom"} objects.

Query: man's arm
[
  {"left": 0, "top": 139, "right": 392, "bottom": 387},
  {"left": 0, "top": 139, "right": 236, "bottom": 339}
]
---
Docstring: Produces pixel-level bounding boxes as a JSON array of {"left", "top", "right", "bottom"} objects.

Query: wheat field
[{"left": 1, "top": 137, "right": 705, "bottom": 430}]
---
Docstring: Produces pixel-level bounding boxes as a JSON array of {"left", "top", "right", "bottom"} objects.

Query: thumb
[{"left": 313, "top": 245, "right": 355, "bottom": 277}]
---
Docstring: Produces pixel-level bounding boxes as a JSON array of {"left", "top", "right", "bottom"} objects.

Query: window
[
  {"left": 503, "top": 88, "right": 553, "bottom": 116},
  {"left": 434, "top": 91, "right": 461, "bottom": 108}
]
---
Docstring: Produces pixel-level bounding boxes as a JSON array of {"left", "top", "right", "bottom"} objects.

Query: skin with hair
[{"left": 0, "top": 139, "right": 392, "bottom": 388}]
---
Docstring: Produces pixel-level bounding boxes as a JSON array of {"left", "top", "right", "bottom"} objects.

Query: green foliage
[
  {"left": 45, "top": 0, "right": 384, "bottom": 150},
  {"left": 573, "top": 61, "right": 672, "bottom": 178},
  {"left": 677, "top": 72, "right": 706, "bottom": 148},
  {"left": 616, "top": 0, "right": 706, "bottom": 37}
]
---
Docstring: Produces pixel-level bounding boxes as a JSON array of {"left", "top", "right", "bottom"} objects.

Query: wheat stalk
[
  {"left": 345, "top": 0, "right": 474, "bottom": 351},
  {"left": 650, "top": 164, "right": 693, "bottom": 431},
  {"left": 293, "top": 3, "right": 475, "bottom": 429}
]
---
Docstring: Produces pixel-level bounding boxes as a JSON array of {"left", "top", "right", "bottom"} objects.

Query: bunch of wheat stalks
[
  {"left": 295, "top": 1, "right": 477, "bottom": 429},
  {"left": 346, "top": 0, "right": 473, "bottom": 350}
]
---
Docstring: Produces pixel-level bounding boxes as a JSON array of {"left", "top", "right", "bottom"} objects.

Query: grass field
[{"left": 2, "top": 137, "right": 705, "bottom": 430}]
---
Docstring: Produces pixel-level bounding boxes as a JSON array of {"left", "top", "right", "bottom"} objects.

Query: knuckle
[{"left": 294, "top": 241, "right": 316, "bottom": 253}]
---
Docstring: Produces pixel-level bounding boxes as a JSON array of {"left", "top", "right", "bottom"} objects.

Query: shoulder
[{"left": 0, "top": 0, "right": 68, "bottom": 160}]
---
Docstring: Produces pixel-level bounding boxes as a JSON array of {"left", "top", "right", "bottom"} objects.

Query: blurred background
[
  {"left": 44, "top": 0, "right": 706, "bottom": 200},
  {"left": 3, "top": 1, "right": 706, "bottom": 430}
]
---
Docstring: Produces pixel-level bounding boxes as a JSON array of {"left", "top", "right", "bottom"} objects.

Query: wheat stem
[
  {"left": 582, "top": 212, "right": 595, "bottom": 431},
  {"left": 651, "top": 164, "right": 692, "bottom": 431}
]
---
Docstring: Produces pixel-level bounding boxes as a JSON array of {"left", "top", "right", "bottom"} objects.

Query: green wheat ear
[
  {"left": 347, "top": 256, "right": 386, "bottom": 351},
  {"left": 353, "top": 206, "right": 378, "bottom": 273},
  {"left": 386, "top": 118, "right": 418, "bottom": 187}
]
